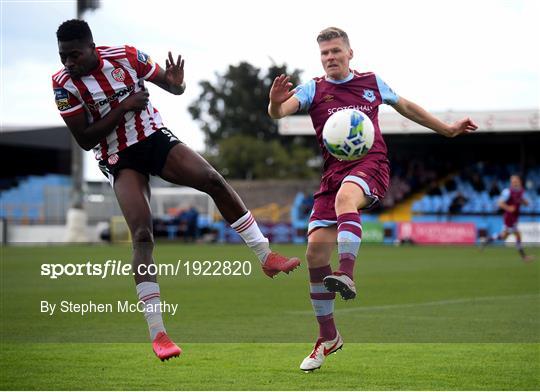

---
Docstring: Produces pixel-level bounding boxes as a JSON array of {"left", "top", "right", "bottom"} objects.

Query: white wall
[{"left": 7, "top": 224, "right": 101, "bottom": 244}]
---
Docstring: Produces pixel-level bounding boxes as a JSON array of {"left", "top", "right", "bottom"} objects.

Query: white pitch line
[{"left": 288, "top": 293, "right": 540, "bottom": 315}]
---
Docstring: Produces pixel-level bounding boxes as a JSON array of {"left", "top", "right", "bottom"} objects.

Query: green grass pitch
[{"left": 1, "top": 243, "right": 539, "bottom": 390}]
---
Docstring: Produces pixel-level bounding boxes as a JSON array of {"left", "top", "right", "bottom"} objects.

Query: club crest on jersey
[
  {"left": 362, "top": 89, "right": 376, "bottom": 103},
  {"left": 108, "top": 154, "right": 119, "bottom": 165},
  {"left": 111, "top": 68, "right": 126, "bottom": 82}
]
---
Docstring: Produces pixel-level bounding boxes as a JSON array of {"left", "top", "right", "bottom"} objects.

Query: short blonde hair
[{"left": 317, "top": 27, "right": 350, "bottom": 47}]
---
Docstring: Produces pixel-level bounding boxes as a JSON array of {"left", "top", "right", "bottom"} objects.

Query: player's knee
[
  {"left": 335, "top": 187, "right": 369, "bottom": 211},
  {"left": 132, "top": 226, "right": 154, "bottom": 245},
  {"left": 305, "top": 247, "right": 327, "bottom": 267},
  {"left": 335, "top": 189, "right": 358, "bottom": 209},
  {"left": 203, "top": 169, "right": 228, "bottom": 195}
]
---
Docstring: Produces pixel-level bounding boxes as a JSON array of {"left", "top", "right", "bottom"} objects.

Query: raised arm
[
  {"left": 62, "top": 91, "right": 149, "bottom": 151},
  {"left": 268, "top": 74, "right": 300, "bottom": 119},
  {"left": 391, "top": 96, "right": 478, "bottom": 137},
  {"left": 149, "top": 51, "right": 186, "bottom": 95}
]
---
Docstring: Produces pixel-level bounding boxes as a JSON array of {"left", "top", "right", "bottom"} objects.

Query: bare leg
[
  {"left": 160, "top": 143, "right": 300, "bottom": 273},
  {"left": 160, "top": 143, "right": 246, "bottom": 223},
  {"left": 515, "top": 231, "right": 533, "bottom": 261},
  {"left": 113, "top": 169, "right": 179, "bottom": 356},
  {"left": 113, "top": 169, "right": 155, "bottom": 284}
]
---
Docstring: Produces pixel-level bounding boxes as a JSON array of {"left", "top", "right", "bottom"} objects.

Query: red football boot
[
  {"left": 262, "top": 252, "right": 301, "bottom": 278},
  {"left": 152, "top": 332, "right": 182, "bottom": 361}
]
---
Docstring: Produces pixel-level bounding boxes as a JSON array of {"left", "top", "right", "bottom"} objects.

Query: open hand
[
  {"left": 269, "top": 74, "right": 295, "bottom": 104},
  {"left": 165, "top": 51, "right": 184, "bottom": 90},
  {"left": 446, "top": 117, "right": 478, "bottom": 137}
]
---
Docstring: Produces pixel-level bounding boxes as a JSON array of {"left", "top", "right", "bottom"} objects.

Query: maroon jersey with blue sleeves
[
  {"left": 500, "top": 187, "right": 527, "bottom": 228},
  {"left": 305, "top": 71, "right": 391, "bottom": 173},
  {"left": 294, "top": 71, "right": 397, "bottom": 227}
]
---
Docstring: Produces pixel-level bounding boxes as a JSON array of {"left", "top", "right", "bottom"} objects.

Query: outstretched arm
[
  {"left": 149, "top": 51, "right": 186, "bottom": 95},
  {"left": 391, "top": 96, "right": 478, "bottom": 137},
  {"left": 268, "top": 74, "right": 300, "bottom": 119}
]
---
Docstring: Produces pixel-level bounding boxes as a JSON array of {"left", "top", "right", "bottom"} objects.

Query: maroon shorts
[{"left": 308, "top": 154, "right": 390, "bottom": 235}]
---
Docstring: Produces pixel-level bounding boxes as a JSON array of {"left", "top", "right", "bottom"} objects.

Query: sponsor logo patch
[
  {"left": 323, "top": 94, "right": 334, "bottom": 103},
  {"left": 111, "top": 68, "right": 126, "bottom": 82},
  {"left": 54, "top": 88, "right": 71, "bottom": 111},
  {"left": 328, "top": 105, "right": 373, "bottom": 115},
  {"left": 87, "top": 85, "right": 135, "bottom": 111},
  {"left": 160, "top": 128, "right": 179, "bottom": 143},
  {"left": 137, "top": 50, "right": 149, "bottom": 64}
]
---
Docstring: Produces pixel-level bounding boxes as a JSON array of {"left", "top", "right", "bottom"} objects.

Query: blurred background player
[
  {"left": 52, "top": 19, "right": 300, "bottom": 361},
  {"left": 483, "top": 175, "right": 533, "bottom": 262},
  {"left": 268, "top": 26, "right": 478, "bottom": 371}
]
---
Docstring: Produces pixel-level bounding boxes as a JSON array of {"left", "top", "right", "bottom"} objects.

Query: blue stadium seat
[
  {"left": 461, "top": 202, "right": 474, "bottom": 213},
  {"left": 27, "top": 205, "right": 41, "bottom": 221},
  {"left": 432, "top": 196, "right": 443, "bottom": 213},
  {"left": 411, "top": 200, "right": 423, "bottom": 213}
]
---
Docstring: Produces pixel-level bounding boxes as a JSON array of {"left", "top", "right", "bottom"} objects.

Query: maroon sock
[
  {"left": 337, "top": 212, "right": 362, "bottom": 279},
  {"left": 309, "top": 265, "right": 337, "bottom": 340}
]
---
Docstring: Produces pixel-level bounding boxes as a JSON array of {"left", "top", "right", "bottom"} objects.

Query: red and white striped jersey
[{"left": 52, "top": 45, "right": 164, "bottom": 160}]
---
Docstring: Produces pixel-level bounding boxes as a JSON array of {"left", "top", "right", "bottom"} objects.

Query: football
[{"left": 322, "top": 109, "right": 374, "bottom": 161}]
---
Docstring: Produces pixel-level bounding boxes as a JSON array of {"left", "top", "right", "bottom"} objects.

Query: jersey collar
[{"left": 325, "top": 70, "right": 354, "bottom": 84}]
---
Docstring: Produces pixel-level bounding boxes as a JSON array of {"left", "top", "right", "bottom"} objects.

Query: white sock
[
  {"left": 230, "top": 211, "right": 271, "bottom": 263},
  {"left": 136, "top": 281, "right": 166, "bottom": 341}
]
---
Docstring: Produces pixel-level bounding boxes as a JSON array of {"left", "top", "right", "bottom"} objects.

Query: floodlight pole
[
  {"left": 70, "top": 147, "right": 84, "bottom": 209},
  {"left": 64, "top": 0, "right": 99, "bottom": 241},
  {"left": 69, "top": 0, "right": 93, "bottom": 210}
]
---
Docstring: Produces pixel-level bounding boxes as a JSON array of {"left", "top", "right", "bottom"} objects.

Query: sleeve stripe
[
  {"left": 58, "top": 74, "right": 70, "bottom": 85},
  {"left": 54, "top": 72, "right": 69, "bottom": 85},
  {"left": 100, "top": 48, "right": 125, "bottom": 54},
  {"left": 59, "top": 103, "right": 84, "bottom": 115},
  {"left": 143, "top": 63, "right": 158, "bottom": 80},
  {"left": 98, "top": 46, "right": 125, "bottom": 56}
]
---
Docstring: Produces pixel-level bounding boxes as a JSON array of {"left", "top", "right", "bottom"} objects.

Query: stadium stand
[
  {"left": 412, "top": 164, "right": 540, "bottom": 215},
  {"left": 0, "top": 174, "right": 71, "bottom": 223}
]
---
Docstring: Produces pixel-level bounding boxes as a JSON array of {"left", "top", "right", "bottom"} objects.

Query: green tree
[
  {"left": 188, "top": 62, "right": 320, "bottom": 179},
  {"left": 216, "top": 135, "right": 318, "bottom": 180},
  {"left": 189, "top": 62, "right": 301, "bottom": 147}
]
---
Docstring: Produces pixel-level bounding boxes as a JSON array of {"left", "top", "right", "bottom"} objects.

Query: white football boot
[
  {"left": 323, "top": 272, "right": 357, "bottom": 300},
  {"left": 300, "top": 332, "right": 343, "bottom": 372}
]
